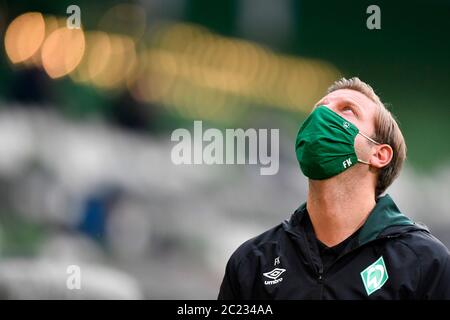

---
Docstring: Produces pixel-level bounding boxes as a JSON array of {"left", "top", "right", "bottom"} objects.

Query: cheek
[{"left": 353, "top": 135, "right": 371, "bottom": 157}]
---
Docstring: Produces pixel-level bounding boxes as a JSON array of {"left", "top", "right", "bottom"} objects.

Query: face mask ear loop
[
  {"left": 357, "top": 132, "right": 382, "bottom": 165},
  {"left": 358, "top": 131, "right": 381, "bottom": 145},
  {"left": 357, "top": 159, "right": 371, "bottom": 165}
]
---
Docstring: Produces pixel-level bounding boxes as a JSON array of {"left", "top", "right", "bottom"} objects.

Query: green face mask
[{"left": 295, "top": 105, "right": 380, "bottom": 180}]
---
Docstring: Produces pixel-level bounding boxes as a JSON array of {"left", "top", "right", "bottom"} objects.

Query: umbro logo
[{"left": 263, "top": 268, "right": 286, "bottom": 285}]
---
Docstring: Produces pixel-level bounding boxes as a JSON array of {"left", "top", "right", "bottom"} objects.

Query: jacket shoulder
[
  {"left": 397, "top": 229, "right": 450, "bottom": 299},
  {"left": 398, "top": 229, "right": 450, "bottom": 261},
  {"left": 228, "top": 221, "right": 286, "bottom": 266},
  {"left": 218, "top": 221, "right": 288, "bottom": 299}
]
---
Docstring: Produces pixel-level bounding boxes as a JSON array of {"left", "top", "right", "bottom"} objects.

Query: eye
[{"left": 342, "top": 105, "right": 355, "bottom": 114}]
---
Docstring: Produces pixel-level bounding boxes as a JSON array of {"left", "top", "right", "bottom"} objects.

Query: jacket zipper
[
  {"left": 301, "top": 229, "right": 326, "bottom": 299},
  {"left": 317, "top": 265, "right": 324, "bottom": 299}
]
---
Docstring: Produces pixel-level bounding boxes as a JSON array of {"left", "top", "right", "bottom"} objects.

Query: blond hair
[{"left": 327, "top": 77, "right": 406, "bottom": 196}]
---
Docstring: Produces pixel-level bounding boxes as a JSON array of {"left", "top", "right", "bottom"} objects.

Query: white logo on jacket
[{"left": 263, "top": 267, "right": 286, "bottom": 285}]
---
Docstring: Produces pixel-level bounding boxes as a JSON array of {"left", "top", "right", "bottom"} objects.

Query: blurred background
[{"left": 0, "top": 0, "right": 449, "bottom": 299}]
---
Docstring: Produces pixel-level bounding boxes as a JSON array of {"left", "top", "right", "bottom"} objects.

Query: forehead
[{"left": 320, "top": 89, "right": 379, "bottom": 114}]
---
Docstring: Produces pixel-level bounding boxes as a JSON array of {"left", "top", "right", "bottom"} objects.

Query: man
[{"left": 218, "top": 77, "right": 450, "bottom": 299}]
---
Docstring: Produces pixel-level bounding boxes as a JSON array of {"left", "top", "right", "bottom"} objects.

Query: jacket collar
[{"left": 357, "top": 194, "right": 415, "bottom": 245}]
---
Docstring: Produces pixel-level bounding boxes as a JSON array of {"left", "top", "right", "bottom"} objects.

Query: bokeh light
[
  {"left": 4, "top": 12, "right": 45, "bottom": 64},
  {"left": 70, "top": 31, "right": 112, "bottom": 84},
  {"left": 89, "top": 34, "right": 137, "bottom": 89},
  {"left": 41, "top": 27, "right": 85, "bottom": 79},
  {"left": 127, "top": 22, "right": 341, "bottom": 121},
  {"left": 98, "top": 3, "right": 147, "bottom": 41}
]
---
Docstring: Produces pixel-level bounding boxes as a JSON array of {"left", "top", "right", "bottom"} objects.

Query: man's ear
[{"left": 371, "top": 144, "right": 393, "bottom": 169}]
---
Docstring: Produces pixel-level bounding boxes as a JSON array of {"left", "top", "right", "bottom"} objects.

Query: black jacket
[{"left": 218, "top": 194, "right": 450, "bottom": 299}]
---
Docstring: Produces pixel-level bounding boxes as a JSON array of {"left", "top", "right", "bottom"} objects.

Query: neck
[{"left": 306, "top": 171, "right": 376, "bottom": 247}]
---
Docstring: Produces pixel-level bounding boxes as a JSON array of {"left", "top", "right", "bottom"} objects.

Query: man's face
[{"left": 314, "top": 89, "right": 379, "bottom": 163}]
